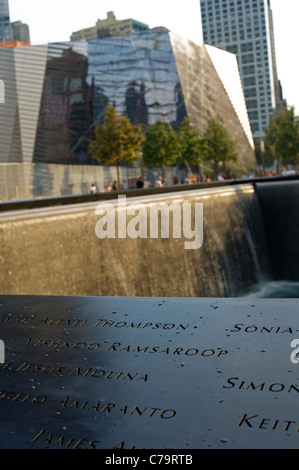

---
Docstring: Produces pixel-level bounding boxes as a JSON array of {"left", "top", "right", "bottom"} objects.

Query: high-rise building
[
  {"left": 11, "top": 20, "right": 30, "bottom": 43},
  {"left": 0, "top": 0, "right": 30, "bottom": 46},
  {"left": 200, "top": 0, "right": 286, "bottom": 140},
  {"left": 0, "top": 0, "right": 12, "bottom": 42}
]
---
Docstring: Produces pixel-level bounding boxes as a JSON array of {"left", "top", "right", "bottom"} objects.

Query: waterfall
[{"left": 0, "top": 183, "right": 274, "bottom": 298}]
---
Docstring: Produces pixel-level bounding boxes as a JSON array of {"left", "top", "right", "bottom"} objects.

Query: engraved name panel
[{"left": 0, "top": 295, "right": 298, "bottom": 449}]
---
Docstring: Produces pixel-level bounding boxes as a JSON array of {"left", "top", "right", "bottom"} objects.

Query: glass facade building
[
  {"left": 200, "top": 0, "right": 286, "bottom": 140},
  {"left": 0, "top": 0, "right": 12, "bottom": 42},
  {"left": 0, "top": 31, "right": 255, "bottom": 172}
]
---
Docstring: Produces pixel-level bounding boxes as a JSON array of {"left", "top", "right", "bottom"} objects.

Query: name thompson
[{"left": 95, "top": 195, "right": 203, "bottom": 250}]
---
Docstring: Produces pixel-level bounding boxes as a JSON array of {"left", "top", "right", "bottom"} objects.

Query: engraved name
[
  {"left": 25, "top": 337, "right": 228, "bottom": 358},
  {"left": 29, "top": 429, "right": 100, "bottom": 449},
  {"left": 0, "top": 315, "right": 194, "bottom": 331},
  {"left": 30, "top": 430, "right": 138, "bottom": 449},
  {"left": 0, "top": 315, "right": 33, "bottom": 324},
  {"left": 53, "top": 396, "right": 176, "bottom": 419},
  {"left": 94, "top": 319, "right": 190, "bottom": 330},
  {"left": 230, "top": 324, "right": 296, "bottom": 334},
  {"left": 224, "top": 377, "right": 299, "bottom": 393},
  {"left": 0, "top": 315, "right": 88, "bottom": 328},
  {"left": 238, "top": 413, "right": 299, "bottom": 433},
  {"left": 0, "top": 389, "right": 176, "bottom": 418},
  {"left": 69, "top": 367, "right": 148, "bottom": 382},
  {"left": 0, "top": 391, "right": 47, "bottom": 403},
  {"left": 0, "top": 361, "right": 148, "bottom": 382},
  {"left": 42, "top": 317, "right": 87, "bottom": 327},
  {"left": 105, "top": 341, "right": 228, "bottom": 358}
]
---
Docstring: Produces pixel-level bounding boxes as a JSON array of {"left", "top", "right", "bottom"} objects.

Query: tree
[
  {"left": 142, "top": 119, "right": 180, "bottom": 179},
  {"left": 89, "top": 105, "right": 144, "bottom": 185},
  {"left": 177, "top": 117, "right": 203, "bottom": 172},
  {"left": 254, "top": 137, "right": 273, "bottom": 173},
  {"left": 264, "top": 106, "right": 299, "bottom": 171},
  {"left": 202, "top": 119, "right": 239, "bottom": 177}
]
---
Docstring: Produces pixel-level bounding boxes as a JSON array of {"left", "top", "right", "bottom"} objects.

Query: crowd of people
[{"left": 88, "top": 167, "right": 298, "bottom": 194}]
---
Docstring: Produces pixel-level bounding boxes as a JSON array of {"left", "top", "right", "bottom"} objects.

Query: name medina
[{"left": 94, "top": 196, "right": 203, "bottom": 250}]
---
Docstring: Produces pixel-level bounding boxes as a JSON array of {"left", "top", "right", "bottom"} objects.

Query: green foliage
[
  {"left": 89, "top": 108, "right": 243, "bottom": 181},
  {"left": 142, "top": 119, "right": 180, "bottom": 177},
  {"left": 177, "top": 117, "right": 203, "bottom": 169},
  {"left": 264, "top": 106, "right": 299, "bottom": 168},
  {"left": 89, "top": 105, "right": 144, "bottom": 183},
  {"left": 202, "top": 119, "right": 239, "bottom": 175}
]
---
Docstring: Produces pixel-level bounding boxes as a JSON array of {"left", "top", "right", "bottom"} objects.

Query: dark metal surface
[
  {"left": 256, "top": 180, "right": 299, "bottom": 281},
  {"left": 0, "top": 295, "right": 299, "bottom": 449}
]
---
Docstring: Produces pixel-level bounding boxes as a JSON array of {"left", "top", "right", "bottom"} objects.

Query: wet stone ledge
[{"left": 0, "top": 295, "right": 299, "bottom": 449}]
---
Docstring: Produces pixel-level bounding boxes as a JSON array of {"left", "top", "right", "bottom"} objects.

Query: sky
[{"left": 8, "top": 0, "right": 299, "bottom": 114}]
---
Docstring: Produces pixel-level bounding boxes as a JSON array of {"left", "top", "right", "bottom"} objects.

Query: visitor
[
  {"left": 112, "top": 180, "right": 118, "bottom": 191},
  {"left": 88, "top": 183, "right": 97, "bottom": 194},
  {"left": 282, "top": 167, "right": 296, "bottom": 176},
  {"left": 156, "top": 176, "right": 163, "bottom": 188},
  {"left": 136, "top": 176, "right": 144, "bottom": 189}
]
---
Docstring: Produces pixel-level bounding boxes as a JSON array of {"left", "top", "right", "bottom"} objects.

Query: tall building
[
  {"left": 11, "top": 20, "right": 30, "bottom": 43},
  {"left": 71, "top": 11, "right": 149, "bottom": 41},
  {"left": 0, "top": 0, "right": 12, "bottom": 42},
  {"left": 200, "top": 0, "right": 286, "bottom": 140},
  {"left": 0, "top": 0, "right": 30, "bottom": 46}
]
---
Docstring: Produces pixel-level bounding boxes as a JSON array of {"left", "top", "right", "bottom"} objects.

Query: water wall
[{"left": 0, "top": 182, "right": 277, "bottom": 298}]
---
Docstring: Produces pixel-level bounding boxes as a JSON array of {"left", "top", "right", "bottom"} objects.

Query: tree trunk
[
  {"left": 116, "top": 164, "right": 121, "bottom": 188},
  {"left": 261, "top": 152, "right": 266, "bottom": 175},
  {"left": 276, "top": 158, "right": 280, "bottom": 175},
  {"left": 214, "top": 160, "right": 219, "bottom": 180}
]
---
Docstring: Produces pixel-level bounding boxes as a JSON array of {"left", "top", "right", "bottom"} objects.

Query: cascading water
[
  {"left": 0, "top": 183, "right": 275, "bottom": 297},
  {"left": 247, "top": 281, "right": 299, "bottom": 298}
]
